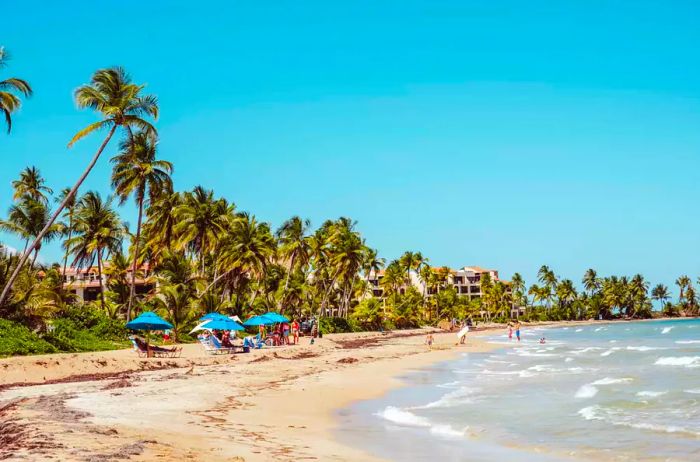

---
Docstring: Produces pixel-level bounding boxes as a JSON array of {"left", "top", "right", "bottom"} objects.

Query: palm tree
[
  {"left": 275, "top": 216, "right": 311, "bottom": 311},
  {"left": 213, "top": 213, "right": 276, "bottom": 306},
  {"left": 0, "top": 197, "right": 60, "bottom": 266},
  {"left": 556, "top": 279, "right": 578, "bottom": 308},
  {"left": 0, "top": 67, "right": 158, "bottom": 307},
  {"left": 582, "top": 268, "right": 599, "bottom": 296},
  {"left": 65, "top": 192, "right": 124, "bottom": 311},
  {"left": 510, "top": 272, "right": 525, "bottom": 307},
  {"left": 0, "top": 47, "right": 32, "bottom": 133},
  {"left": 651, "top": 283, "right": 670, "bottom": 308},
  {"left": 399, "top": 251, "right": 424, "bottom": 285},
  {"left": 56, "top": 188, "right": 78, "bottom": 279},
  {"left": 537, "top": 265, "right": 557, "bottom": 309},
  {"left": 111, "top": 131, "right": 173, "bottom": 320},
  {"left": 174, "top": 186, "right": 231, "bottom": 274},
  {"left": 675, "top": 275, "right": 690, "bottom": 305},
  {"left": 12, "top": 167, "right": 53, "bottom": 203},
  {"left": 141, "top": 191, "right": 182, "bottom": 260}
]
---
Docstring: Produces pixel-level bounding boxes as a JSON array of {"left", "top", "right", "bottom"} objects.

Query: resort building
[
  {"left": 62, "top": 264, "right": 154, "bottom": 302},
  {"left": 365, "top": 265, "right": 508, "bottom": 301}
]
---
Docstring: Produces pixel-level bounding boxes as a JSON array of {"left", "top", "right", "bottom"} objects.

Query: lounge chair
[
  {"left": 208, "top": 335, "right": 236, "bottom": 354},
  {"left": 244, "top": 335, "right": 265, "bottom": 349},
  {"left": 130, "top": 336, "right": 182, "bottom": 358}
]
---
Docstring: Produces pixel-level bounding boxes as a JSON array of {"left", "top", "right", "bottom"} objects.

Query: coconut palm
[
  {"left": 582, "top": 268, "right": 599, "bottom": 296},
  {"left": 111, "top": 131, "right": 173, "bottom": 319},
  {"left": 174, "top": 186, "right": 231, "bottom": 273},
  {"left": 399, "top": 251, "right": 424, "bottom": 285},
  {"left": 213, "top": 213, "right": 276, "bottom": 306},
  {"left": 65, "top": 192, "right": 124, "bottom": 311},
  {"left": 0, "top": 197, "right": 61, "bottom": 266},
  {"left": 556, "top": 279, "right": 578, "bottom": 308},
  {"left": 510, "top": 272, "right": 525, "bottom": 307},
  {"left": 55, "top": 188, "right": 78, "bottom": 278},
  {"left": 0, "top": 47, "right": 32, "bottom": 133},
  {"left": 141, "top": 191, "right": 182, "bottom": 259},
  {"left": 0, "top": 67, "right": 158, "bottom": 306},
  {"left": 12, "top": 167, "right": 53, "bottom": 203},
  {"left": 275, "top": 216, "right": 311, "bottom": 311},
  {"left": 651, "top": 283, "right": 670, "bottom": 308},
  {"left": 537, "top": 265, "right": 557, "bottom": 309},
  {"left": 675, "top": 275, "right": 690, "bottom": 305}
]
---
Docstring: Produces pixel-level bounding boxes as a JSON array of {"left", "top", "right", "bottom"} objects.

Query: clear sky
[{"left": 1, "top": 0, "right": 699, "bottom": 293}]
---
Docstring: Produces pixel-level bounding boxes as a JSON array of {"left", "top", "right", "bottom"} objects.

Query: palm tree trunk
[
  {"left": 97, "top": 248, "right": 106, "bottom": 312},
  {"left": 31, "top": 247, "right": 40, "bottom": 268},
  {"left": 0, "top": 124, "right": 117, "bottom": 307},
  {"left": 126, "top": 194, "right": 144, "bottom": 321},
  {"left": 62, "top": 215, "right": 73, "bottom": 279},
  {"left": 278, "top": 254, "right": 295, "bottom": 312}
]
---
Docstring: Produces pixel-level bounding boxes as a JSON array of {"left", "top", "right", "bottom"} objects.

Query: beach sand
[{"left": 0, "top": 327, "right": 499, "bottom": 461}]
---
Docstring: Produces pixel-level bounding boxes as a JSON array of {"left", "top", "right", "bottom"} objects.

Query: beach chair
[
  {"left": 208, "top": 335, "right": 236, "bottom": 354},
  {"left": 197, "top": 335, "right": 217, "bottom": 354},
  {"left": 244, "top": 335, "right": 265, "bottom": 349},
  {"left": 130, "top": 336, "right": 182, "bottom": 358}
]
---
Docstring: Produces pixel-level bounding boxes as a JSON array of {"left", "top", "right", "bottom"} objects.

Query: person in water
[
  {"left": 515, "top": 321, "right": 521, "bottom": 342},
  {"left": 508, "top": 322, "right": 513, "bottom": 340},
  {"left": 539, "top": 337, "right": 546, "bottom": 344}
]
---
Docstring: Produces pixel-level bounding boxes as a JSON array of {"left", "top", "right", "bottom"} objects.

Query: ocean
[{"left": 336, "top": 319, "right": 700, "bottom": 461}]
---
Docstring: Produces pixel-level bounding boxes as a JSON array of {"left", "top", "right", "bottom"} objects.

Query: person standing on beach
[
  {"left": 515, "top": 321, "right": 521, "bottom": 342},
  {"left": 291, "top": 319, "right": 300, "bottom": 344},
  {"left": 426, "top": 333, "right": 434, "bottom": 350},
  {"left": 508, "top": 322, "right": 513, "bottom": 340}
]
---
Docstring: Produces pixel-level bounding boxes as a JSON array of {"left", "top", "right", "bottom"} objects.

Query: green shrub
[
  {"left": 43, "top": 318, "right": 127, "bottom": 352},
  {"left": 319, "top": 316, "right": 354, "bottom": 334},
  {"left": 0, "top": 319, "right": 57, "bottom": 357}
]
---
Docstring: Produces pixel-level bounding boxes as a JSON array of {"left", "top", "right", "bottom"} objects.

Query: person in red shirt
[{"left": 291, "top": 319, "right": 300, "bottom": 345}]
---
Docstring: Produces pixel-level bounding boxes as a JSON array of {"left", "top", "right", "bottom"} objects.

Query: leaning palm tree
[
  {"left": 65, "top": 192, "right": 124, "bottom": 311},
  {"left": 12, "top": 167, "right": 53, "bottom": 203},
  {"left": 111, "top": 131, "right": 173, "bottom": 319},
  {"left": 56, "top": 187, "right": 79, "bottom": 278},
  {"left": 0, "top": 67, "right": 157, "bottom": 306},
  {"left": 0, "top": 47, "right": 32, "bottom": 133}
]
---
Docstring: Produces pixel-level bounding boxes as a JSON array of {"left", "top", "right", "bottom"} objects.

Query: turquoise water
[{"left": 337, "top": 319, "right": 700, "bottom": 461}]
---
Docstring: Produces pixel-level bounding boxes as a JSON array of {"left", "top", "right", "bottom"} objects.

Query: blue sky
[{"left": 1, "top": 0, "right": 699, "bottom": 293}]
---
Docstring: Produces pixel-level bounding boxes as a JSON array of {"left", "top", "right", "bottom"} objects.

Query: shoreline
[
  {"left": 0, "top": 318, "right": 693, "bottom": 461},
  {"left": 0, "top": 327, "right": 500, "bottom": 461}
]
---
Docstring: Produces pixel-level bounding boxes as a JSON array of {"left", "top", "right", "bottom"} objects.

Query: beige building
[
  {"left": 62, "top": 264, "right": 154, "bottom": 302},
  {"left": 365, "top": 265, "right": 508, "bottom": 300}
]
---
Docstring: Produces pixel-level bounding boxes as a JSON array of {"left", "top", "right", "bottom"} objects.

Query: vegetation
[{"left": 0, "top": 49, "right": 697, "bottom": 355}]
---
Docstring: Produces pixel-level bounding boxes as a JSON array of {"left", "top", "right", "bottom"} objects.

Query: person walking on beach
[
  {"left": 508, "top": 322, "right": 513, "bottom": 340},
  {"left": 515, "top": 321, "right": 521, "bottom": 342},
  {"left": 426, "top": 333, "right": 434, "bottom": 351}
]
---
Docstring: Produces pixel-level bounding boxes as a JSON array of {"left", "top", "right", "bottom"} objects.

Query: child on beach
[
  {"left": 508, "top": 323, "right": 513, "bottom": 340},
  {"left": 426, "top": 334, "right": 434, "bottom": 350}
]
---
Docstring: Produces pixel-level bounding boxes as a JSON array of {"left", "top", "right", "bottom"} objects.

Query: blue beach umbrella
[
  {"left": 263, "top": 311, "right": 290, "bottom": 323},
  {"left": 201, "top": 317, "right": 245, "bottom": 331},
  {"left": 243, "top": 314, "right": 276, "bottom": 327},
  {"left": 126, "top": 311, "right": 173, "bottom": 331},
  {"left": 199, "top": 312, "right": 230, "bottom": 322}
]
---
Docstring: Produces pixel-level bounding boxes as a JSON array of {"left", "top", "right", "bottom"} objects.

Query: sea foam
[
  {"left": 575, "top": 384, "right": 599, "bottom": 398},
  {"left": 654, "top": 356, "right": 700, "bottom": 367}
]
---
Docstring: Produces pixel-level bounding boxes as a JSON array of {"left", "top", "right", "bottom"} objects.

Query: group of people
[
  {"left": 507, "top": 321, "right": 522, "bottom": 341},
  {"left": 257, "top": 319, "right": 301, "bottom": 346}
]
